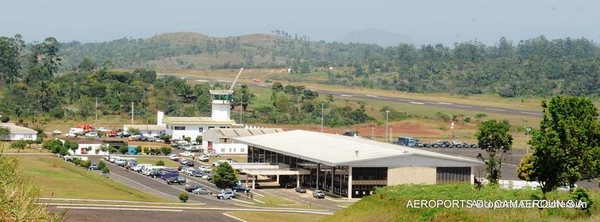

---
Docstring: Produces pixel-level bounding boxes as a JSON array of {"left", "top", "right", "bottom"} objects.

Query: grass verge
[
  {"left": 18, "top": 156, "right": 173, "bottom": 202},
  {"left": 225, "top": 211, "right": 327, "bottom": 222},
  {"left": 322, "top": 184, "right": 600, "bottom": 222}
]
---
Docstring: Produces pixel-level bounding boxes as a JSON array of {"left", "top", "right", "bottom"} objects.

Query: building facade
[
  {"left": 202, "top": 128, "right": 284, "bottom": 155},
  {"left": 235, "top": 130, "right": 481, "bottom": 199},
  {"left": 0, "top": 123, "right": 38, "bottom": 141}
]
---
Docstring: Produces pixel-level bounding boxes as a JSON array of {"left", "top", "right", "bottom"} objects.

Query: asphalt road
[
  {"left": 158, "top": 73, "right": 543, "bottom": 118},
  {"left": 47, "top": 206, "right": 239, "bottom": 222}
]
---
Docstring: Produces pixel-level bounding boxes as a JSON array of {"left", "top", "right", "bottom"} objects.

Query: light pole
[
  {"left": 321, "top": 103, "right": 324, "bottom": 133},
  {"left": 526, "top": 128, "right": 531, "bottom": 154},
  {"left": 239, "top": 93, "right": 243, "bottom": 124},
  {"left": 385, "top": 110, "right": 390, "bottom": 143}
]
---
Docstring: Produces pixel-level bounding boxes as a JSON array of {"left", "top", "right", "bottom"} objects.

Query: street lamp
[
  {"left": 385, "top": 110, "right": 390, "bottom": 143},
  {"left": 321, "top": 103, "right": 324, "bottom": 133},
  {"left": 526, "top": 128, "right": 531, "bottom": 154}
]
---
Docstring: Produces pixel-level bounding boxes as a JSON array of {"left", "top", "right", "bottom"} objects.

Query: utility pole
[
  {"left": 95, "top": 96, "right": 98, "bottom": 121},
  {"left": 526, "top": 128, "right": 531, "bottom": 154},
  {"left": 321, "top": 103, "right": 324, "bottom": 133},
  {"left": 239, "top": 93, "right": 243, "bottom": 124},
  {"left": 131, "top": 102, "right": 134, "bottom": 125}
]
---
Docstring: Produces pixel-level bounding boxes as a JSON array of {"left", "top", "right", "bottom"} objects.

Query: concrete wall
[
  {"left": 387, "top": 166, "right": 436, "bottom": 185},
  {"left": 166, "top": 124, "right": 231, "bottom": 141},
  {"left": 9, "top": 133, "right": 37, "bottom": 141}
]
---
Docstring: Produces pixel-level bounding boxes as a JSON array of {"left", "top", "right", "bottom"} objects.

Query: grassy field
[
  {"left": 225, "top": 211, "right": 327, "bottom": 222},
  {"left": 135, "top": 156, "right": 180, "bottom": 167},
  {"left": 322, "top": 184, "right": 600, "bottom": 222},
  {"left": 18, "top": 156, "right": 173, "bottom": 202}
]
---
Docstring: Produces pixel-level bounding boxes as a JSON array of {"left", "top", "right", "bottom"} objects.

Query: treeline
[
  {"left": 0, "top": 35, "right": 373, "bottom": 128},
  {"left": 55, "top": 33, "right": 600, "bottom": 98}
]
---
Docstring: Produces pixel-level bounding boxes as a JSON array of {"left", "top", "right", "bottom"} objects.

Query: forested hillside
[
  {"left": 0, "top": 34, "right": 373, "bottom": 129},
  {"left": 56, "top": 32, "right": 600, "bottom": 98}
]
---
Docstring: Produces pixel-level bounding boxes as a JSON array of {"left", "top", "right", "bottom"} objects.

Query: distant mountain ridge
[{"left": 340, "top": 28, "right": 416, "bottom": 47}]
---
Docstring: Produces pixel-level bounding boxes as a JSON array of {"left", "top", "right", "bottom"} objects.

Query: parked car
[
  {"left": 203, "top": 174, "right": 212, "bottom": 181},
  {"left": 190, "top": 170, "right": 205, "bottom": 177},
  {"left": 52, "top": 130, "right": 62, "bottom": 135},
  {"left": 65, "top": 133, "right": 77, "bottom": 138},
  {"left": 232, "top": 185, "right": 251, "bottom": 193},
  {"left": 284, "top": 182, "right": 297, "bottom": 188},
  {"left": 217, "top": 191, "right": 235, "bottom": 199},
  {"left": 185, "top": 184, "right": 203, "bottom": 192},
  {"left": 192, "top": 187, "right": 213, "bottom": 195},
  {"left": 179, "top": 159, "right": 194, "bottom": 167},
  {"left": 198, "top": 166, "right": 212, "bottom": 173},
  {"left": 89, "top": 162, "right": 99, "bottom": 170},
  {"left": 169, "top": 154, "right": 180, "bottom": 161},
  {"left": 198, "top": 155, "right": 209, "bottom": 162},
  {"left": 313, "top": 189, "right": 325, "bottom": 199},
  {"left": 180, "top": 151, "right": 194, "bottom": 157},
  {"left": 295, "top": 186, "right": 307, "bottom": 193},
  {"left": 166, "top": 176, "right": 187, "bottom": 185},
  {"left": 85, "top": 132, "right": 98, "bottom": 137}
]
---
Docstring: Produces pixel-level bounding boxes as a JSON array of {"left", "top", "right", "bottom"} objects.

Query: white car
[
  {"left": 66, "top": 133, "right": 77, "bottom": 138},
  {"left": 85, "top": 132, "right": 98, "bottom": 137},
  {"left": 180, "top": 151, "right": 194, "bottom": 157},
  {"left": 169, "top": 154, "right": 179, "bottom": 161},
  {"left": 52, "top": 130, "right": 62, "bottom": 135},
  {"left": 198, "top": 166, "right": 212, "bottom": 173}
]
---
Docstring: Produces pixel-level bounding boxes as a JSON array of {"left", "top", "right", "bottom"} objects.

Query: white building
[
  {"left": 0, "top": 123, "right": 38, "bottom": 141},
  {"left": 163, "top": 87, "right": 238, "bottom": 140},
  {"left": 63, "top": 138, "right": 109, "bottom": 156},
  {"left": 202, "top": 128, "right": 284, "bottom": 155}
]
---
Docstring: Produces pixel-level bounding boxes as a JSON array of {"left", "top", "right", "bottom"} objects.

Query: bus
[{"left": 395, "top": 136, "right": 418, "bottom": 147}]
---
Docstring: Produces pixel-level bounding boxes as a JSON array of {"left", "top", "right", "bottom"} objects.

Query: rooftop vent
[{"left": 355, "top": 150, "right": 359, "bottom": 156}]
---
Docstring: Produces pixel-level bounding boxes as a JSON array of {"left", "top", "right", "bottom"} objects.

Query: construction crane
[{"left": 229, "top": 67, "right": 244, "bottom": 90}]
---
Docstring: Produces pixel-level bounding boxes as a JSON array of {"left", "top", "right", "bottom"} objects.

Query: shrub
[
  {"left": 0, "top": 115, "right": 9, "bottom": 123},
  {"left": 98, "top": 161, "right": 106, "bottom": 170},
  {"left": 156, "top": 160, "right": 165, "bottom": 166},
  {"left": 73, "top": 158, "right": 82, "bottom": 166},
  {"left": 571, "top": 187, "right": 593, "bottom": 212},
  {"left": 161, "top": 147, "right": 172, "bottom": 155},
  {"left": 118, "top": 146, "right": 128, "bottom": 154},
  {"left": 101, "top": 167, "right": 110, "bottom": 174},
  {"left": 81, "top": 160, "right": 92, "bottom": 169},
  {"left": 463, "top": 117, "right": 471, "bottom": 123},
  {"left": 179, "top": 193, "right": 189, "bottom": 203},
  {"left": 135, "top": 146, "right": 142, "bottom": 154}
]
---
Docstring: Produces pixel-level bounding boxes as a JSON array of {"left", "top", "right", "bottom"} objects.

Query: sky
[{"left": 2, "top": 0, "right": 600, "bottom": 46}]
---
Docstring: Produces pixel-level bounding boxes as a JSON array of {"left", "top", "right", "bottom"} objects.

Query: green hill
[{"left": 322, "top": 184, "right": 599, "bottom": 222}]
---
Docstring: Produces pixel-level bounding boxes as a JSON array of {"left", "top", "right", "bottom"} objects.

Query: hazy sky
[{"left": 2, "top": 0, "right": 599, "bottom": 46}]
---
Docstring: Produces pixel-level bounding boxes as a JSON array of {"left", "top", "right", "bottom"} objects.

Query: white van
[{"left": 142, "top": 166, "right": 166, "bottom": 176}]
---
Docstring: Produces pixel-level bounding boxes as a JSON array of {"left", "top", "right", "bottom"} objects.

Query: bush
[
  {"left": 73, "top": 158, "right": 82, "bottom": 166},
  {"left": 135, "top": 146, "right": 142, "bottom": 154},
  {"left": 59, "top": 147, "right": 69, "bottom": 156},
  {"left": 571, "top": 187, "right": 593, "bottom": 211},
  {"left": 179, "top": 193, "right": 189, "bottom": 203},
  {"left": 463, "top": 117, "right": 471, "bottom": 123},
  {"left": 81, "top": 160, "right": 92, "bottom": 168},
  {"left": 0, "top": 115, "right": 9, "bottom": 123},
  {"left": 160, "top": 134, "right": 172, "bottom": 144},
  {"left": 118, "top": 146, "right": 128, "bottom": 154},
  {"left": 98, "top": 161, "right": 106, "bottom": 170},
  {"left": 101, "top": 167, "right": 110, "bottom": 174},
  {"left": 161, "top": 147, "right": 172, "bottom": 155},
  {"left": 156, "top": 160, "right": 165, "bottom": 166}
]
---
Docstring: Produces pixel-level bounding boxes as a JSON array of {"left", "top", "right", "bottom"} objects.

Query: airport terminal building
[{"left": 234, "top": 130, "right": 481, "bottom": 198}]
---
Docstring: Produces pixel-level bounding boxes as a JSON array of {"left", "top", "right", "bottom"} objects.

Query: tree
[
  {"left": 212, "top": 162, "right": 238, "bottom": 189},
  {"left": 178, "top": 193, "right": 189, "bottom": 203},
  {"left": 81, "top": 160, "right": 92, "bottom": 169},
  {"left": 118, "top": 146, "right": 128, "bottom": 154},
  {"left": 0, "top": 35, "right": 24, "bottom": 88},
  {"left": 10, "top": 140, "right": 27, "bottom": 150},
  {"left": 64, "top": 141, "right": 79, "bottom": 154},
  {"left": 0, "top": 127, "right": 10, "bottom": 148},
  {"left": 475, "top": 119, "right": 513, "bottom": 185},
  {"left": 98, "top": 161, "right": 106, "bottom": 170},
  {"left": 0, "top": 115, "right": 9, "bottom": 123},
  {"left": 156, "top": 160, "right": 165, "bottom": 166},
  {"left": 195, "top": 136, "right": 202, "bottom": 144},
  {"left": 102, "top": 167, "right": 110, "bottom": 174},
  {"left": 516, "top": 153, "right": 535, "bottom": 181},
  {"left": 161, "top": 147, "right": 172, "bottom": 155},
  {"left": 184, "top": 137, "right": 191, "bottom": 143},
  {"left": 531, "top": 96, "right": 600, "bottom": 195}
]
